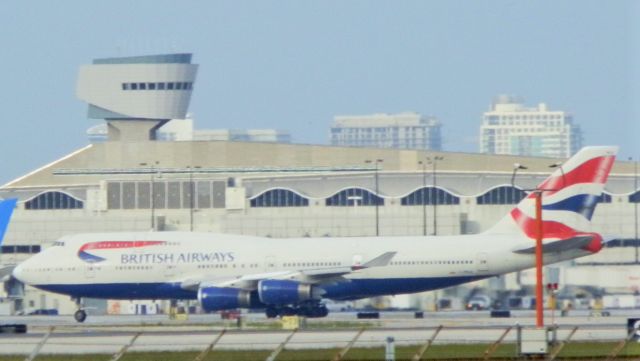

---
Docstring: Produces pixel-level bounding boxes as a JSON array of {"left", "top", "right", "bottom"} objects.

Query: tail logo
[{"left": 510, "top": 151, "right": 616, "bottom": 253}]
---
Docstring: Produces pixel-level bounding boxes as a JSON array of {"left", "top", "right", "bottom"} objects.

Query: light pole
[
  {"left": 187, "top": 166, "right": 201, "bottom": 232},
  {"left": 140, "top": 161, "right": 159, "bottom": 231},
  {"left": 418, "top": 160, "right": 428, "bottom": 236},
  {"left": 511, "top": 161, "right": 564, "bottom": 329},
  {"left": 633, "top": 159, "right": 639, "bottom": 263},
  {"left": 427, "top": 156, "right": 444, "bottom": 235},
  {"left": 365, "top": 159, "right": 383, "bottom": 236},
  {"left": 631, "top": 157, "right": 639, "bottom": 264}
]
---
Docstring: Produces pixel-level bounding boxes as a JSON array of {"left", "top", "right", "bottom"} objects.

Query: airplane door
[
  {"left": 264, "top": 256, "right": 277, "bottom": 272},
  {"left": 476, "top": 253, "right": 489, "bottom": 272}
]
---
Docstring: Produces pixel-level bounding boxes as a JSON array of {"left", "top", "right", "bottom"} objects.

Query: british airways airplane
[{"left": 12, "top": 146, "right": 617, "bottom": 322}]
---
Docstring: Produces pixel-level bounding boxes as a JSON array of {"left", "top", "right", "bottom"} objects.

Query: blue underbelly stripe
[{"left": 34, "top": 275, "right": 493, "bottom": 301}]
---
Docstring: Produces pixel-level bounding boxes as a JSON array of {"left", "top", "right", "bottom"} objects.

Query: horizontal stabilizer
[{"left": 512, "top": 235, "right": 595, "bottom": 254}]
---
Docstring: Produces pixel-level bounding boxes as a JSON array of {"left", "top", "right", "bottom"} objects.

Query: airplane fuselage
[{"left": 14, "top": 231, "right": 590, "bottom": 301}]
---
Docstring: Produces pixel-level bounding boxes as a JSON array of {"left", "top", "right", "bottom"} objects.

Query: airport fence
[{"left": 2, "top": 322, "right": 640, "bottom": 360}]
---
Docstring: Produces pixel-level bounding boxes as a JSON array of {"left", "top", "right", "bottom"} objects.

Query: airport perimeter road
[{"left": 1, "top": 310, "right": 640, "bottom": 355}]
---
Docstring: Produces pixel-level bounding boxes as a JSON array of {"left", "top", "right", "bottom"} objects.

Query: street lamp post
[
  {"left": 428, "top": 156, "right": 444, "bottom": 236},
  {"left": 631, "top": 157, "right": 639, "bottom": 264},
  {"left": 418, "top": 160, "right": 428, "bottom": 236},
  {"left": 512, "top": 162, "right": 564, "bottom": 329},
  {"left": 188, "top": 166, "right": 201, "bottom": 232},
  {"left": 365, "top": 159, "right": 383, "bottom": 236},
  {"left": 140, "top": 161, "right": 159, "bottom": 231},
  {"left": 633, "top": 159, "right": 639, "bottom": 263}
]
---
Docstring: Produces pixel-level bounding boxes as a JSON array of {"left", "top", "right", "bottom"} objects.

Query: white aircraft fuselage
[{"left": 13, "top": 231, "right": 590, "bottom": 301}]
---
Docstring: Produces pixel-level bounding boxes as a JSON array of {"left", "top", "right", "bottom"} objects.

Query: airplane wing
[
  {"left": 180, "top": 251, "right": 396, "bottom": 291},
  {"left": 511, "top": 235, "right": 598, "bottom": 254},
  {"left": 0, "top": 265, "right": 15, "bottom": 281}
]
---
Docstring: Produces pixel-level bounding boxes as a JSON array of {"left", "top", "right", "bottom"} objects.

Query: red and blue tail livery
[{"left": 490, "top": 146, "right": 618, "bottom": 253}]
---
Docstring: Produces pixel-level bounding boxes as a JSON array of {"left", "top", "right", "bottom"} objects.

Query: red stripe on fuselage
[{"left": 78, "top": 241, "right": 166, "bottom": 253}]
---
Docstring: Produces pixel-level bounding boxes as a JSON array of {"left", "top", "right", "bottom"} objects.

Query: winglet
[
  {"left": 352, "top": 251, "right": 397, "bottom": 270},
  {"left": 0, "top": 199, "right": 17, "bottom": 247}
]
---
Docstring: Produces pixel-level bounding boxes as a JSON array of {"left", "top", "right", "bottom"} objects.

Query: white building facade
[
  {"left": 479, "top": 95, "right": 582, "bottom": 158},
  {"left": 330, "top": 113, "right": 442, "bottom": 150},
  {"left": 88, "top": 119, "right": 292, "bottom": 143}
]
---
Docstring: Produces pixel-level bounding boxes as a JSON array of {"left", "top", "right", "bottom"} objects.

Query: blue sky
[{"left": 0, "top": 1, "right": 637, "bottom": 184}]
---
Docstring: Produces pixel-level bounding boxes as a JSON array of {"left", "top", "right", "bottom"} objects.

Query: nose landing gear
[
  {"left": 73, "top": 298, "right": 87, "bottom": 323},
  {"left": 74, "top": 309, "right": 87, "bottom": 323}
]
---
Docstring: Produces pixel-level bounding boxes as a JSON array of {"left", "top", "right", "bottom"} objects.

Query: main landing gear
[
  {"left": 73, "top": 298, "right": 87, "bottom": 323},
  {"left": 265, "top": 302, "right": 329, "bottom": 318}
]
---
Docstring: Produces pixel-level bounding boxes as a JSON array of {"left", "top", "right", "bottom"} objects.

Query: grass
[{"left": 2, "top": 342, "right": 640, "bottom": 360}]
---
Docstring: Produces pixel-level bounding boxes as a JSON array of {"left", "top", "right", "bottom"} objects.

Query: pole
[
  {"left": 385, "top": 336, "right": 395, "bottom": 361},
  {"left": 635, "top": 159, "right": 638, "bottom": 264},
  {"left": 143, "top": 162, "right": 157, "bottom": 231},
  {"left": 375, "top": 161, "right": 380, "bottom": 237},
  {"left": 189, "top": 167, "right": 194, "bottom": 232},
  {"left": 432, "top": 158, "right": 438, "bottom": 236},
  {"left": 535, "top": 191, "right": 544, "bottom": 328},
  {"left": 150, "top": 165, "right": 155, "bottom": 231},
  {"left": 422, "top": 161, "right": 427, "bottom": 236}
]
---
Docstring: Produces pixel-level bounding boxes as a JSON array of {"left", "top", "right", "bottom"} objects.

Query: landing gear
[
  {"left": 263, "top": 303, "right": 329, "bottom": 318},
  {"left": 265, "top": 307, "right": 279, "bottom": 319},
  {"left": 298, "top": 304, "right": 328, "bottom": 318},
  {"left": 73, "top": 297, "right": 87, "bottom": 323},
  {"left": 74, "top": 309, "right": 87, "bottom": 323}
]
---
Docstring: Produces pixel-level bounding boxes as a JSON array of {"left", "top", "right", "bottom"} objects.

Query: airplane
[{"left": 12, "top": 146, "right": 617, "bottom": 323}]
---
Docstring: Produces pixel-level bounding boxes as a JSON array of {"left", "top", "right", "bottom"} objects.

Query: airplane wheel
[
  {"left": 74, "top": 310, "right": 87, "bottom": 323},
  {"left": 265, "top": 307, "right": 278, "bottom": 319},
  {"left": 281, "top": 307, "right": 296, "bottom": 316},
  {"left": 309, "top": 306, "right": 328, "bottom": 318},
  {"left": 317, "top": 306, "right": 328, "bottom": 318}
]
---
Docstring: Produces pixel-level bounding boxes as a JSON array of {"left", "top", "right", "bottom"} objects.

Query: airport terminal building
[{"left": 1, "top": 54, "right": 639, "bottom": 315}]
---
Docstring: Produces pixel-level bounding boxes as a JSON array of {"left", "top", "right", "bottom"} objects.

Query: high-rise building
[
  {"left": 330, "top": 112, "right": 442, "bottom": 150},
  {"left": 479, "top": 95, "right": 582, "bottom": 158}
]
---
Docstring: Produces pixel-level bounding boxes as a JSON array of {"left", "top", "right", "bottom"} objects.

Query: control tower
[{"left": 76, "top": 53, "right": 198, "bottom": 141}]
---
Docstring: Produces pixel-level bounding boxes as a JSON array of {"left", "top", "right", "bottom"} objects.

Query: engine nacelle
[
  {"left": 258, "top": 280, "right": 317, "bottom": 305},
  {"left": 198, "top": 287, "right": 261, "bottom": 312}
]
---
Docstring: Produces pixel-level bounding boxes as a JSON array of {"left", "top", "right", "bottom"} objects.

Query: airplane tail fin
[
  {"left": 485, "top": 146, "right": 618, "bottom": 253},
  {"left": 0, "top": 198, "right": 16, "bottom": 247}
]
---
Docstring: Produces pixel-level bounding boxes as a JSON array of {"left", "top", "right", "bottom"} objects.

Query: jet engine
[
  {"left": 198, "top": 287, "right": 262, "bottom": 312},
  {"left": 258, "top": 280, "right": 321, "bottom": 305}
]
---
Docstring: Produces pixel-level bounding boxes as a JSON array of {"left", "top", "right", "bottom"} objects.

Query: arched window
[
  {"left": 250, "top": 189, "right": 309, "bottom": 207},
  {"left": 25, "top": 191, "right": 84, "bottom": 210},
  {"left": 325, "top": 188, "right": 383, "bottom": 206},
  {"left": 476, "top": 186, "right": 526, "bottom": 205},
  {"left": 401, "top": 187, "right": 460, "bottom": 205},
  {"left": 629, "top": 190, "right": 640, "bottom": 203}
]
